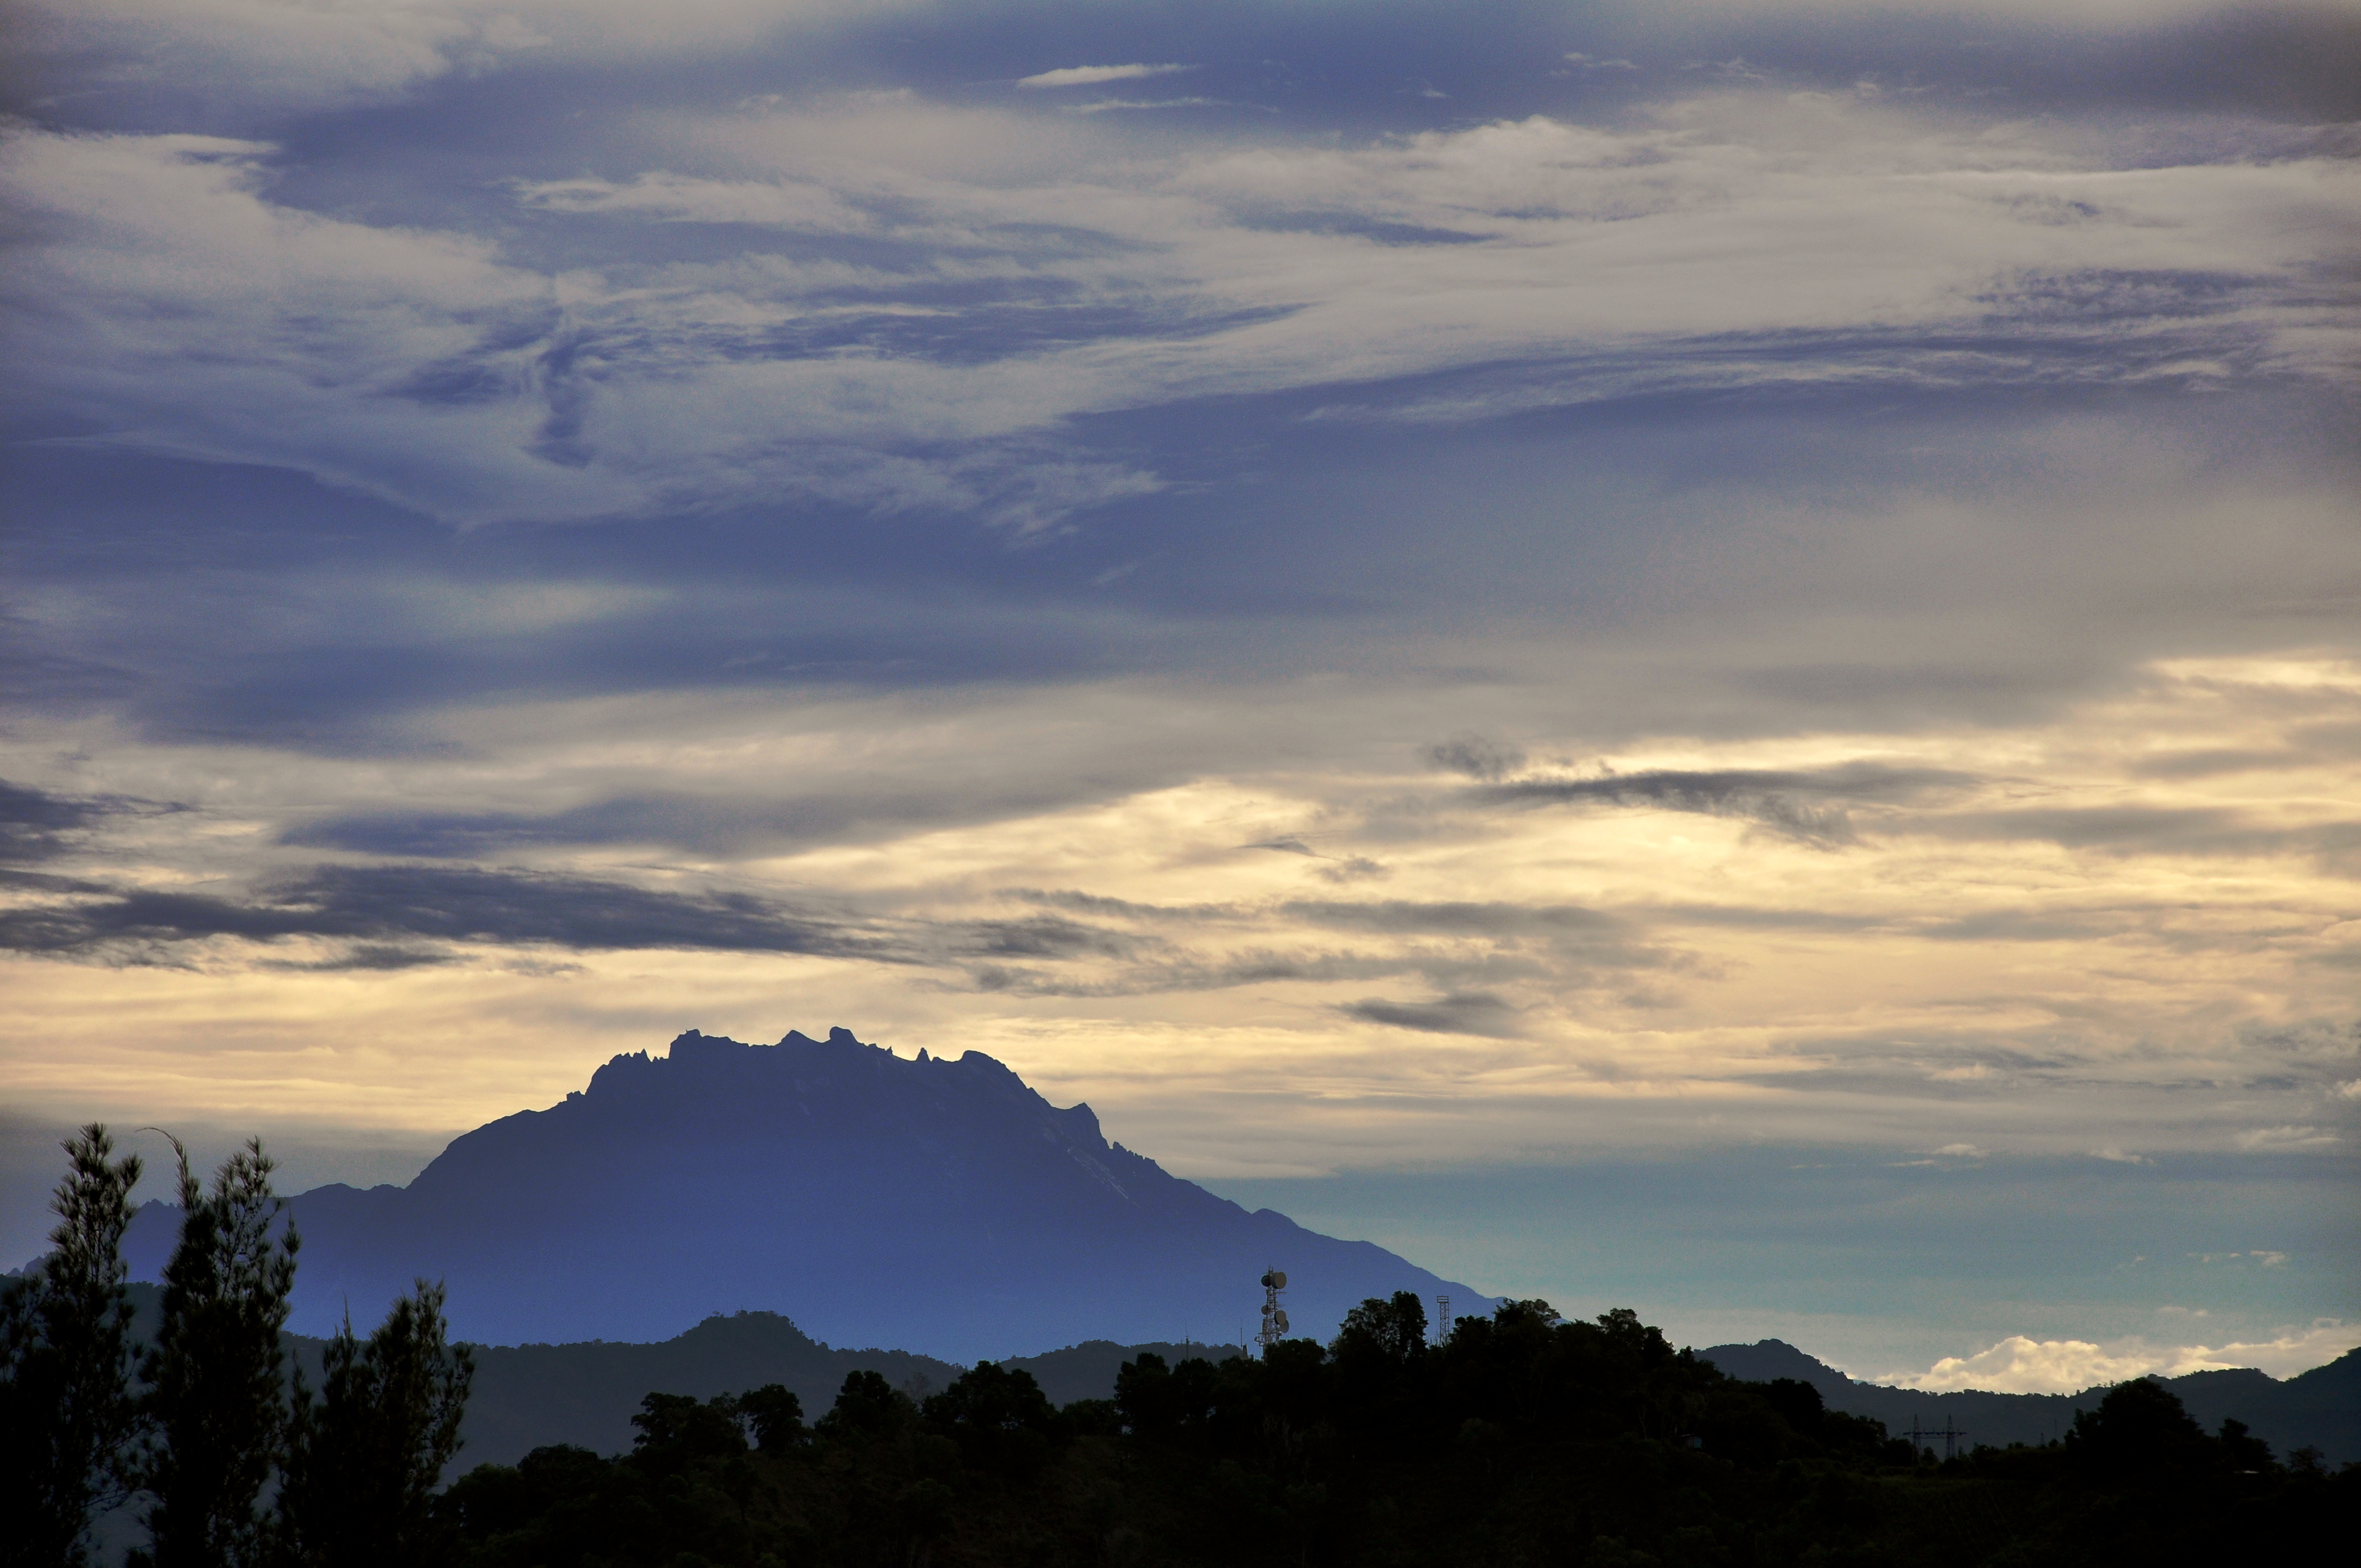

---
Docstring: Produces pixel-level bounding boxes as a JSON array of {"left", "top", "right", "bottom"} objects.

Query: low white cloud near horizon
[{"left": 1878, "top": 1322, "right": 2361, "bottom": 1392}]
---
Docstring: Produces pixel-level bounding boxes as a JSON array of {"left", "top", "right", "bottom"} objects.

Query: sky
[{"left": 3, "top": 0, "right": 2357, "bottom": 1387}]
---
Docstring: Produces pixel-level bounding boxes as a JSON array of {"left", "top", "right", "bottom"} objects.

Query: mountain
[
  {"left": 450, "top": 1314, "right": 1241, "bottom": 1468},
  {"left": 118, "top": 1027, "right": 1490, "bottom": 1362},
  {"left": 1699, "top": 1339, "right": 2361, "bottom": 1464}
]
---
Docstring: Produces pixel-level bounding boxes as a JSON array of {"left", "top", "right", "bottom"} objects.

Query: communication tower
[
  {"left": 1435, "top": 1294, "right": 1451, "bottom": 1345},
  {"left": 1255, "top": 1268, "right": 1289, "bottom": 1357}
]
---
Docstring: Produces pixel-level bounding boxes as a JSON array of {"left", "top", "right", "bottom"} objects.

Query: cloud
[
  {"left": 1475, "top": 763, "right": 1973, "bottom": 846},
  {"left": 1244, "top": 837, "right": 1319, "bottom": 857},
  {"left": 0, "top": 779, "right": 143, "bottom": 866},
  {"left": 1884, "top": 1321, "right": 2361, "bottom": 1392},
  {"left": 1016, "top": 63, "right": 1192, "bottom": 89},
  {"left": 1339, "top": 991, "right": 1525, "bottom": 1039},
  {"left": 1423, "top": 734, "right": 1527, "bottom": 782},
  {"left": 0, "top": 863, "right": 907, "bottom": 965},
  {"left": 9, "top": 75, "right": 2358, "bottom": 533},
  {"left": 2234, "top": 1125, "right": 2338, "bottom": 1151},
  {"left": 1064, "top": 98, "right": 1236, "bottom": 115},
  {"left": 1281, "top": 901, "right": 1622, "bottom": 939},
  {"left": 9, "top": 0, "right": 890, "bottom": 122}
]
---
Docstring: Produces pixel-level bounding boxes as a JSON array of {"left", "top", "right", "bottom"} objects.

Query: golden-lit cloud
[{"left": 6, "top": 651, "right": 2354, "bottom": 1177}]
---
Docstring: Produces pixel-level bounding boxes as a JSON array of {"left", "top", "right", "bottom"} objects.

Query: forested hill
[
  {"left": 432, "top": 1299, "right": 2353, "bottom": 1568},
  {"left": 453, "top": 1314, "right": 1243, "bottom": 1469},
  {"left": 105, "top": 1282, "right": 1237, "bottom": 1470},
  {"left": 115, "top": 1027, "right": 1489, "bottom": 1359},
  {"left": 1701, "top": 1338, "right": 2361, "bottom": 1463}
]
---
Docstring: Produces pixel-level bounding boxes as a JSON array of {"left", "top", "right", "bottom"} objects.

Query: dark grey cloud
[
  {"left": 1423, "top": 733, "right": 1526, "bottom": 781},
  {"left": 1339, "top": 990, "right": 1524, "bottom": 1039},
  {"left": 0, "top": 778, "right": 171, "bottom": 865},
  {"left": 0, "top": 864, "right": 906, "bottom": 965},
  {"left": 1243, "top": 837, "right": 1318, "bottom": 856},
  {"left": 946, "top": 914, "right": 1146, "bottom": 961},
  {"left": 1002, "top": 889, "right": 1245, "bottom": 922},
  {"left": 257, "top": 943, "right": 461, "bottom": 973},
  {"left": 1474, "top": 763, "right": 1975, "bottom": 846}
]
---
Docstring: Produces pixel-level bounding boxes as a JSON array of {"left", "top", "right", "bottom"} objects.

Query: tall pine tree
[
  {"left": 132, "top": 1137, "right": 299, "bottom": 1568},
  {"left": 0, "top": 1124, "right": 146, "bottom": 1568}
]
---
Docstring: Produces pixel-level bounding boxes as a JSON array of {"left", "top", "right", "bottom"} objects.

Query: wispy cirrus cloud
[
  {"left": 7, "top": 84, "right": 2353, "bottom": 531},
  {"left": 1016, "top": 62, "right": 1192, "bottom": 89}
]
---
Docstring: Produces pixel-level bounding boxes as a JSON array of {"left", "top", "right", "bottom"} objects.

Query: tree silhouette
[
  {"left": 2066, "top": 1376, "right": 2216, "bottom": 1489},
  {"left": 279, "top": 1281, "right": 474, "bottom": 1568},
  {"left": 131, "top": 1137, "right": 300, "bottom": 1568},
  {"left": 923, "top": 1360, "right": 1057, "bottom": 1474},
  {"left": 733, "top": 1384, "right": 806, "bottom": 1452},
  {"left": 1334, "top": 1292, "right": 1428, "bottom": 1365},
  {"left": 0, "top": 1124, "right": 145, "bottom": 1568},
  {"left": 813, "top": 1368, "right": 913, "bottom": 1444}
]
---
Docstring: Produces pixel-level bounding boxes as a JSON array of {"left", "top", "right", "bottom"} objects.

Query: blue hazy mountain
[{"left": 119, "top": 1028, "right": 1492, "bottom": 1360}]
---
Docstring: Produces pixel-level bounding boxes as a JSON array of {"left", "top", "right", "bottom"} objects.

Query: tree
[
  {"left": 924, "top": 1361, "right": 1057, "bottom": 1474},
  {"left": 132, "top": 1136, "right": 300, "bottom": 1568},
  {"left": 733, "top": 1384, "right": 806, "bottom": 1452},
  {"left": 279, "top": 1281, "right": 474, "bottom": 1568},
  {"left": 815, "top": 1368, "right": 914, "bottom": 1444},
  {"left": 0, "top": 1124, "right": 146, "bottom": 1568},
  {"left": 2065, "top": 1377, "right": 2215, "bottom": 1489},
  {"left": 1334, "top": 1292, "right": 1429, "bottom": 1365}
]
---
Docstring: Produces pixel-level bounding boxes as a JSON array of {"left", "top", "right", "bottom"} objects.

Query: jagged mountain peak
[{"left": 122, "top": 1025, "right": 1489, "bottom": 1361}]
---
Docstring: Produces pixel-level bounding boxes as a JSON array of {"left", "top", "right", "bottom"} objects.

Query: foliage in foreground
[
  {"left": 441, "top": 1293, "right": 2353, "bottom": 1568},
  {"left": 1, "top": 1125, "right": 472, "bottom": 1568}
]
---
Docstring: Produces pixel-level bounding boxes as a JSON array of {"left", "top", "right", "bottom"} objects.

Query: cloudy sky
[{"left": 3, "top": 0, "right": 2357, "bottom": 1386}]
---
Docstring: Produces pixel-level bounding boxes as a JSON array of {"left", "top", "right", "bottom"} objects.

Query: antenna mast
[{"left": 1256, "top": 1268, "right": 1289, "bottom": 1358}]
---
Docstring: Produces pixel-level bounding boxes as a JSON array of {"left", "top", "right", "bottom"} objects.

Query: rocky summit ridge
[{"left": 121, "top": 1027, "right": 1490, "bottom": 1362}]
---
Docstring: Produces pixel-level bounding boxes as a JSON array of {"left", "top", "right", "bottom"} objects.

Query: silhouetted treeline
[
  {"left": 439, "top": 1292, "right": 2353, "bottom": 1567},
  {"left": 1, "top": 1126, "right": 472, "bottom": 1568}
]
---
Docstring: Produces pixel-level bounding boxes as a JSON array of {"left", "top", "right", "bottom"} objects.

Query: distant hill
[
  {"left": 117, "top": 1028, "right": 1490, "bottom": 1361},
  {"left": 442, "top": 1308, "right": 1239, "bottom": 1469},
  {"left": 1700, "top": 1339, "right": 2361, "bottom": 1464}
]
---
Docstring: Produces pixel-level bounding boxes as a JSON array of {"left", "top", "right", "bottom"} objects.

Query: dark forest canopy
[{"left": 442, "top": 1294, "right": 2352, "bottom": 1568}]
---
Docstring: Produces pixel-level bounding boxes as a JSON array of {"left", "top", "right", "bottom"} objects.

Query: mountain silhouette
[
  {"left": 1700, "top": 1338, "right": 2360, "bottom": 1463},
  {"left": 119, "top": 1028, "right": 1491, "bottom": 1360}
]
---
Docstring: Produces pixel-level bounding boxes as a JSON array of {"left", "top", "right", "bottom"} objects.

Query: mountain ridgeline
[
  {"left": 1700, "top": 1338, "right": 2361, "bottom": 1465},
  {"left": 119, "top": 1028, "right": 1490, "bottom": 1360}
]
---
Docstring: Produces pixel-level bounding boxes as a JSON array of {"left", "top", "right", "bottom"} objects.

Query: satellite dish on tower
[{"left": 1255, "top": 1266, "right": 1290, "bottom": 1357}]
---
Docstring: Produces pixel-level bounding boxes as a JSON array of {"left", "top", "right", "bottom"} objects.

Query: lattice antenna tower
[
  {"left": 1256, "top": 1268, "right": 1288, "bottom": 1358},
  {"left": 1434, "top": 1294, "right": 1451, "bottom": 1346}
]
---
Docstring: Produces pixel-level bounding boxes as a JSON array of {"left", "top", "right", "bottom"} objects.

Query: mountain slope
[
  {"left": 1700, "top": 1339, "right": 2360, "bottom": 1464},
  {"left": 120, "top": 1028, "right": 1490, "bottom": 1360}
]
